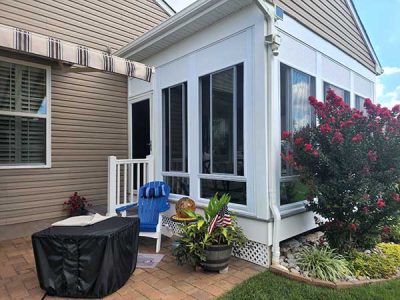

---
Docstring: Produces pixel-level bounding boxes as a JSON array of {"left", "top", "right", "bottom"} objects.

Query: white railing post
[
  {"left": 146, "top": 154, "right": 154, "bottom": 182},
  {"left": 107, "top": 156, "right": 117, "bottom": 216}
]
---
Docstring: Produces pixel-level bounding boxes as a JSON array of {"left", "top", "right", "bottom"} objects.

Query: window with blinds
[{"left": 0, "top": 60, "right": 48, "bottom": 166}]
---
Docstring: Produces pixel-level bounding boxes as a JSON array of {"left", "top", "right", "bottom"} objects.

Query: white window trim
[{"left": 0, "top": 56, "right": 51, "bottom": 170}]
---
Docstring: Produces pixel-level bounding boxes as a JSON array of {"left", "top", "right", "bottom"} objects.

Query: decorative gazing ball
[{"left": 175, "top": 197, "right": 196, "bottom": 218}]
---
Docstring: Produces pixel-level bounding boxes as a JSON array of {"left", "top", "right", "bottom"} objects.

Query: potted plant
[
  {"left": 63, "top": 192, "right": 92, "bottom": 217},
  {"left": 174, "top": 193, "right": 247, "bottom": 272}
]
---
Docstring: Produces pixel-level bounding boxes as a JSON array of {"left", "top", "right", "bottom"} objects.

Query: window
[
  {"left": 162, "top": 82, "right": 189, "bottom": 195},
  {"left": 355, "top": 95, "right": 367, "bottom": 114},
  {"left": 0, "top": 60, "right": 49, "bottom": 167},
  {"left": 324, "top": 82, "right": 350, "bottom": 104},
  {"left": 280, "top": 64, "right": 315, "bottom": 205},
  {"left": 200, "top": 63, "right": 245, "bottom": 205}
]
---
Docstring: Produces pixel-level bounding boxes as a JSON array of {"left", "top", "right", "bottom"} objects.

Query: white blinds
[{"left": 0, "top": 61, "right": 47, "bottom": 165}]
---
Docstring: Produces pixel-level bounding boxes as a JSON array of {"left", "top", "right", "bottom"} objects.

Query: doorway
[{"left": 131, "top": 98, "right": 151, "bottom": 159}]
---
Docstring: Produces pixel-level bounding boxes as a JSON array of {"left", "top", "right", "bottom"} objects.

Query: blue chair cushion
[
  {"left": 141, "top": 185, "right": 167, "bottom": 198},
  {"left": 140, "top": 223, "right": 157, "bottom": 232}
]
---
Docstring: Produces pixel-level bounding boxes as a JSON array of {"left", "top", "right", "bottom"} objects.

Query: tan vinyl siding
[
  {"left": 0, "top": 1, "right": 169, "bottom": 226},
  {"left": 274, "top": 0, "right": 376, "bottom": 73}
]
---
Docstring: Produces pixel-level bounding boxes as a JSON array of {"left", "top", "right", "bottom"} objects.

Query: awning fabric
[{"left": 0, "top": 24, "right": 152, "bottom": 82}]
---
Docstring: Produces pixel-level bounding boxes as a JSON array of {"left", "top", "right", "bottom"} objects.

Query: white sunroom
[{"left": 107, "top": 0, "right": 380, "bottom": 266}]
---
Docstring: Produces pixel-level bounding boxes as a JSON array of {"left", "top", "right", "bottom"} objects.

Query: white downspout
[{"left": 255, "top": 0, "right": 282, "bottom": 266}]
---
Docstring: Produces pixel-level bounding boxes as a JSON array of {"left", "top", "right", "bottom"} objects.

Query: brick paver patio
[{"left": 0, "top": 236, "right": 265, "bottom": 300}]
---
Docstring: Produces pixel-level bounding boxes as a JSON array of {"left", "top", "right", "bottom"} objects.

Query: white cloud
[
  {"left": 383, "top": 66, "right": 400, "bottom": 75},
  {"left": 376, "top": 77, "right": 400, "bottom": 108}
]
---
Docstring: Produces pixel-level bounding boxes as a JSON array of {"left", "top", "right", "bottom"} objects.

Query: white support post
[
  {"left": 107, "top": 156, "right": 118, "bottom": 216},
  {"left": 146, "top": 154, "right": 154, "bottom": 182}
]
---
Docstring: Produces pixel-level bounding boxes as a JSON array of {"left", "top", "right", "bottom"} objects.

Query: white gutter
[{"left": 255, "top": 0, "right": 282, "bottom": 266}]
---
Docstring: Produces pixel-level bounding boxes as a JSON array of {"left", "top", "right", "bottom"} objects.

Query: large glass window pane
[
  {"left": 324, "top": 82, "right": 350, "bottom": 104},
  {"left": 162, "top": 83, "right": 187, "bottom": 172},
  {"left": 280, "top": 64, "right": 315, "bottom": 205},
  {"left": 200, "top": 179, "right": 246, "bottom": 205},
  {"left": 212, "top": 68, "right": 234, "bottom": 174},
  {"left": 200, "top": 64, "right": 244, "bottom": 176},
  {"left": 164, "top": 176, "right": 190, "bottom": 196},
  {"left": 0, "top": 115, "right": 46, "bottom": 165},
  {"left": 280, "top": 180, "right": 309, "bottom": 206}
]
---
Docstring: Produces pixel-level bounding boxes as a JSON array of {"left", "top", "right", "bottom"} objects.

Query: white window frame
[
  {"left": 0, "top": 56, "right": 51, "bottom": 169},
  {"left": 161, "top": 82, "right": 190, "bottom": 196},
  {"left": 198, "top": 64, "right": 247, "bottom": 207}
]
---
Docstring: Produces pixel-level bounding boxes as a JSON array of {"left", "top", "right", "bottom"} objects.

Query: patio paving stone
[{"left": 0, "top": 235, "right": 264, "bottom": 299}]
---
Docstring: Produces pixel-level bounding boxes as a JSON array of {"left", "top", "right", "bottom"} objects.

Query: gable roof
[{"left": 117, "top": 0, "right": 381, "bottom": 75}]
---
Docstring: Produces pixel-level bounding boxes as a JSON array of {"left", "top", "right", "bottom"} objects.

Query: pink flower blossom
[
  {"left": 332, "top": 130, "right": 344, "bottom": 144},
  {"left": 282, "top": 131, "right": 291, "bottom": 140},
  {"left": 319, "top": 123, "right": 332, "bottom": 134},
  {"left": 351, "top": 133, "right": 363, "bottom": 143},
  {"left": 294, "top": 137, "right": 303, "bottom": 145},
  {"left": 368, "top": 150, "right": 378, "bottom": 162},
  {"left": 377, "top": 198, "right": 385, "bottom": 209},
  {"left": 304, "top": 144, "right": 313, "bottom": 152}
]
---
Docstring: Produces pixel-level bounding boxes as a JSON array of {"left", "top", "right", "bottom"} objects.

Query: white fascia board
[
  {"left": 346, "top": 0, "right": 383, "bottom": 75},
  {"left": 154, "top": 0, "right": 176, "bottom": 16},
  {"left": 115, "top": 0, "right": 217, "bottom": 58}
]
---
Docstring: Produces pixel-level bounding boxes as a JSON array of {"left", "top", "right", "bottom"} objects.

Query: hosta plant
[
  {"left": 297, "top": 246, "right": 352, "bottom": 281},
  {"left": 282, "top": 90, "right": 400, "bottom": 252}
]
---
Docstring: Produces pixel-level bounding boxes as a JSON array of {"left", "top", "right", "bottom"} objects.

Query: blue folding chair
[{"left": 116, "top": 181, "right": 170, "bottom": 253}]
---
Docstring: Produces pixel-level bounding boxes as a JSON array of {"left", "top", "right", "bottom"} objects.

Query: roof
[
  {"left": 117, "top": 0, "right": 381, "bottom": 75},
  {"left": 115, "top": 0, "right": 253, "bottom": 60},
  {"left": 154, "top": 0, "right": 176, "bottom": 16}
]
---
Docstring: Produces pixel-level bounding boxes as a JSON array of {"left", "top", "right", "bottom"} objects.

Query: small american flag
[{"left": 208, "top": 205, "right": 232, "bottom": 234}]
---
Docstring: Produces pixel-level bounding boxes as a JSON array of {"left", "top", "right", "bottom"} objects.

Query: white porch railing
[{"left": 107, "top": 155, "right": 154, "bottom": 215}]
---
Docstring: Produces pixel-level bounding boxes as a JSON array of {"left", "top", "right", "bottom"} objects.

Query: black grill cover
[{"left": 32, "top": 217, "right": 139, "bottom": 298}]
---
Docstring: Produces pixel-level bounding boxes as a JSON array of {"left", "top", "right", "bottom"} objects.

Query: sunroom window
[
  {"left": 324, "top": 82, "right": 350, "bottom": 104},
  {"left": 162, "top": 82, "right": 189, "bottom": 195},
  {"left": 355, "top": 95, "right": 367, "bottom": 113},
  {"left": 280, "top": 64, "right": 315, "bottom": 206},
  {"left": 199, "top": 63, "right": 245, "bottom": 205},
  {"left": 0, "top": 60, "right": 49, "bottom": 167}
]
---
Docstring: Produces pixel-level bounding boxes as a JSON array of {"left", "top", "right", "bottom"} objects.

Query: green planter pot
[{"left": 201, "top": 244, "right": 232, "bottom": 272}]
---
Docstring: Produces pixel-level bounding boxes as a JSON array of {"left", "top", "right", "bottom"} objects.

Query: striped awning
[{"left": 0, "top": 24, "right": 153, "bottom": 82}]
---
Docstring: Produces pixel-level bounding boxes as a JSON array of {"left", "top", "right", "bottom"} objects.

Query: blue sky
[
  {"left": 354, "top": 0, "right": 400, "bottom": 108},
  {"left": 167, "top": 0, "right": 400, "bottom": 108}
]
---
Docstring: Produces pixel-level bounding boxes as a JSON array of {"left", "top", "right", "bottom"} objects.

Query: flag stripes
[{"left": 208, "top": 205, "right": 232, "bottom": 235}]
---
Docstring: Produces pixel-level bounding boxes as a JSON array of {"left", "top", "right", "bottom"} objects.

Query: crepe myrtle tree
[{"left": 281, "top": 89, "right": 400, "bottom": 252}]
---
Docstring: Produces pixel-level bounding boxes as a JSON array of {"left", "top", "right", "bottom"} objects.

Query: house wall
[
  {"left": 0, "top": 0, "right": 169, "bottom": 230},
  {"left": 273, "top": 0, "right": 377, "bottom": 73}
]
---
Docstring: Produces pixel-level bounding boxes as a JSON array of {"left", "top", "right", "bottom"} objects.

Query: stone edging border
[{"left": 271, "top": 265, "right": 400, "bottom": 289}]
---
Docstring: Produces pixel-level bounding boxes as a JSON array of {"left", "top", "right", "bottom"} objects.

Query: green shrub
[
  {"left": 297, "top": 246, "right": 352, "bottom": 281},
  {"left": 387, "top": 224, "right": 400, "bottom": 243},
  {"left": 377, "top": 243, "right": 400, "bottom": 266},
  {"left": 282, "top": 91, "right": 400, "bottom": 252},
  {"left": 350, "top": 251, "right": 398, "bottom": 279}
]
